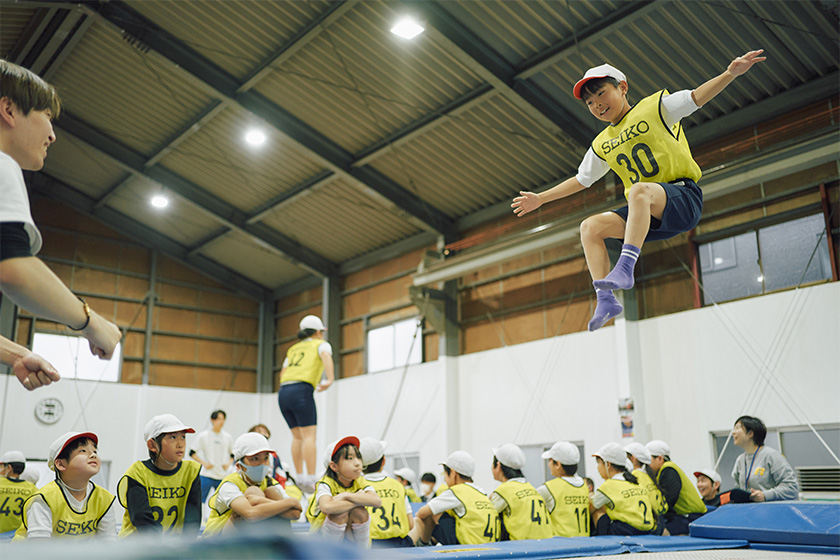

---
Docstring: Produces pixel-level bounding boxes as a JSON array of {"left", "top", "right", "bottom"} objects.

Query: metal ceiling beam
[
  {"left": 410, "top": 0, "right": 594, "bottom": 148},
  {"left": 515, "top": 0, "right": 662, "bottom": 80},
  {"left": 29, "top": 174, "right": 271, "bottom": 299},
  {"left": 688, "top": 71, "right": 840, "bottom": 146},
  {"left": 75, "top": 0, "right": 454, "bottom": 237},
  {"left": 56, "top": 112, "right": 338, "bottom": 277}
]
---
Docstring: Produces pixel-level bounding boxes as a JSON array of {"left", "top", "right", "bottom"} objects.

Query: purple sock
[
  {"left": 593, "top": 243, "right": 641, "bottom": 291},
  {"left": 588, "top": 290, "right": 623, "bottom": 332}
]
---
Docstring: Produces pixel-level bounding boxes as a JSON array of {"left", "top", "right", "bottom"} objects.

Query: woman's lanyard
[{"left": 744, "top": 446, "right": 762, "bottom": 488}]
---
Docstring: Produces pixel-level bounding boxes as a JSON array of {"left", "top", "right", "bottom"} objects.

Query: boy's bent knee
[
  {"left": 627, "top": 182, "right": 657, "bottom": 205},
  {"left": 349, "top": 507, "right": 369, "bottom": 523},
  {"left": 328, "top": 511, "right": 349, "bottom": 524}
]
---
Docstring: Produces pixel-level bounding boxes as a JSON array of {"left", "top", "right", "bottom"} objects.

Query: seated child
[
  {"left": 419, "top": 472, "right": 437, "bottom": 502},
  {"left": 409, "top": 451, "right": 499, "bottom": 545},
  {"left": 203, "top": 433, "right": 301, "bottom": 535},
  {"left": 536, "top": 441, "right": 590, "bottom": 537},
  {"left": 117, "top": 413, "right": 202, "bottom": 536},
  {"left": 306, "top": 436, "right": 381, "bottom": 545},
  {"left": 489, "top": 444, "right": 552, "bottom": 540},
  {"left": 15, "top": 432, "right": 116, "bottom": 540},
  {"left": 394, "top": 468, "right": 421, "bottom": 503},
  {"left": 0, "top": 450, "right": 38, "bottom": 539},
  {"left": 590, "top": 443, "right": 657, "bottom": 536},
  {"left": 625, "top": 442, "right": 668, "bottom": 524},
  {"left": 359, "top": 438, "right": 414, "bottom": 547},
  {"left": 646, "top": 440, "right": 706, "bottom": 535}
]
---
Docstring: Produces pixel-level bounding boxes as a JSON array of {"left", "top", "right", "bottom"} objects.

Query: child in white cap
[
  {"left": 590, "top": 442, "right": 657, "bottom": 536},
  {"left": 694, "top": 468, "right": 722, "bottom": 507},
  {"left": 116, "top": 413, "right": 201, "bottom": 537},
  {"left": 306, "top": 436, "right": 380, "bottom": 545},
  {"left": 409, "top": 450, "right": 499, "bottom": 546},
  {"left": 14, "top": 432, "right": 115, "bottom": 540},
  {"left": 646, "top": 439, "right": 706, "bottom": 535},
  {"left": 203, "top": 432, "right": 301, "bottom": 536},
  {"left": 277, "top": 314, "right": 335, "bottom": 492},
  {"left": 359, "top": 437, "right": 414, "bottom": 547},
  {"left": 625, "top": 442, "right": 667, "bottom": 523},
  {"left": 512, "top": 51, "right": 765, "bottom": 331},
  {"left": 489, "top": 443, "right": 552, "bottom": 541},
  {"left": 536, "top": 441, "right": 590, "bottom": 537},
  {"left": 394, "top": 467, "right": 421, "bottom": 503},
  {"left": 0, "top": 450, "right": 37, "bottom": 538}
]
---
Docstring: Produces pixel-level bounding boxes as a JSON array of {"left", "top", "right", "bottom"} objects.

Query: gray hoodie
[{"left": 731, "top": 446, "right": 799, "bottom": 501}]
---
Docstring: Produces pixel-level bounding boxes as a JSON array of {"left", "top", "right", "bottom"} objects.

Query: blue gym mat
[
  {"left": 689, "top": 502, "right": 840, "bottom": 547},
  {"left": 384, "top": 535, "right": 748, "bottom": 560}
]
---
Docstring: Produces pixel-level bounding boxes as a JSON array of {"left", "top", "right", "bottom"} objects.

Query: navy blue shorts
[
  {"left": 612, "top": 179, "right": 703, "bottom": 242},
  {"left": 278, "top": 382, "right": 317, "bottom": 429}
]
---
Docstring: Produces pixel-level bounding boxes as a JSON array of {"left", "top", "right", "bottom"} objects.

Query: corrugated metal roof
[
  {"left": 42, "top": 133, "right": 127, "bottom": 198},
  {"left": 197, "top": 229, "right": 310, "bottom": 289},
  {"left": 48, "top": 23, "right": 214, "bottom": 155},
  {"left": 369, "top": 92, "right": 585, "bottom": 218},
  {"left": 0, "top": 5, "right": 36, "bottom": 58},
  {"left": 254, "top": 0, "right": 485, "bottom": 153},
  {"left": 129, "top": 0, "right": 334, "bottom": 80},
  {"left": 261, "top": 178, "right": 421, "bottom": 262},
  {"left": 5, "top": 0, "right": 837, "bottom": 291},
  {"left": 155, "top": 105, "right": 328, "bottom": 214},
  {"left": 106, "top": 175, "right": 226, "bottom": 247}
]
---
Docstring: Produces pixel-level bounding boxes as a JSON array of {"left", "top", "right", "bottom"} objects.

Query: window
[
  {"left": 366, "top": 318, "right": 422, "bottom": 373},
  {"left": 31, "top": 332, "right": 122, "bottom": 382},
  {"left": 698, "top": 214, "right": 831, "bottom": 305}
]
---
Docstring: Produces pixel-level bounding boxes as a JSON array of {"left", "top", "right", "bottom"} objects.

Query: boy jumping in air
[{"left": 512, "top": 51, "right": 766, "bottom": 331}]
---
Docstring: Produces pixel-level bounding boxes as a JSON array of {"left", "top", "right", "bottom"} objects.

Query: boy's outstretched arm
[
  {"left": 692, "top": 50, "right": 766, "bottom": 107},
  {"left": 512, "top": 176, "right": 586, "bottom": 217}
]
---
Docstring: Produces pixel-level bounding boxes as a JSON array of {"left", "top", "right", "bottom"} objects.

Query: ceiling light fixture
[
  {"left": 244, "top": 129, "right": 267, "bottom": 146},
  {"left": 151, "top": 194, "right": 169, "bottom": 209},
  {"left": 391, "top": 17, "right": 425, "bottom": 39}
]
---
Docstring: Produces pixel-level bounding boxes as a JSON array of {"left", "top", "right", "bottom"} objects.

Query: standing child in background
[
  {"left": 203, "top": 433, "right": 301, "bottom": 536},
  {"left": 360, "top": 438, "right": 414, "bottom": 548},
  {"left": 590, "top": 443, "right": 657, "bottom": 536},
  {"left": 489, "top": 444, "right": 552, "bottom": 541},
  {"left": 14, "top": 432, "right": 115, "bottom": 540},
  {"left": 190, "top": 409, "right": 233, "bottom": 511},
  {"left": 512, "top": 51, "right": 766, "bottom": 331},
  {"left": 307, "top": 436, "right": 380, "bottom": 545},
  {"left": 117, "top": 414, "right": 202, "bottom": 537},
  {"left": 278, "top": 315, "right": 335, "bottom": 492},
  {"left": 409, "top": 451, "right": 499, "bottom": 546},
  {"left": 536, "top": 441, "right": 590, "bottom": 537},
  {"left": 0, "top": 450, "right": 37, "bottom": 538},
  {"left": 394, "top": 468, "right": 421, "bottom": 503}
]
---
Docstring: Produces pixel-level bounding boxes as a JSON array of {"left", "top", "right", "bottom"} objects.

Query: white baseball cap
[
  {"left": 625, "top": 442, "right": 652, "bottom": 465},
  {"left": 300, "top": 315, "right": 326, "bottom": 331},
  {"left": 646, "top": 440, "right": 671, "bottom": 457},
  {"left": 143, "top": 413, "right": 195, "bottom": 442},
  {"left": 573, "top": 63, "right": 627, "bottom": 99},
  {"left": 592, "top": 442, "right": 627, "bottom": 466},
  {"left": 442, "top": 450, "right": 475, "bottom": 478},
  {"left": 233, "top": 433, "right": 273, "bottom": 462},
  {"left": 0, "top": 450, "right": 26, "bottom": 464},
  {"left": 359, "top": 437, "right": 387, "bottom": 467},
  {"left": 493, "top": 443, "right": 526, "bottom": 470},
  {"left": 541, "top": 441, "right": 580, "bottom": 465},
  {"left": 394, "top": 467, "right": 416, "bottom": 482},
  {"left": 694, "top": 468, "right": 722, "bottom": 484},
  {"left": 48, "top": 432, "right": 98, "bottom": 471},
  {"left": 323, "top": 436, "right": 361, "bottom": 468}
]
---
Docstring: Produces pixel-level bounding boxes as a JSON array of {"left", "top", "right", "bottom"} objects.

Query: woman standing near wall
[
  {"left": 277, "top": 315, "right": 334, "bottom": 491},
  {"left": 731, "top": 415, "right": 799, "bottom": 502}
]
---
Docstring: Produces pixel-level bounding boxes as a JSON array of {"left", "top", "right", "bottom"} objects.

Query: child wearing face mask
[
  {"left": 117, "top": 414, "right": 202, "bottom": 537},
  {"left": 306, "top": 436, "right": 381, "bottom": 545},
  {"left": 419, "top": 472, "right": 436, "bottom": 502},
  {"left": 203, "top": 433, "right": 301, "bottom": 536},
  {"left": 14, "top": 432, "right": 116, "bottom": 540}
]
